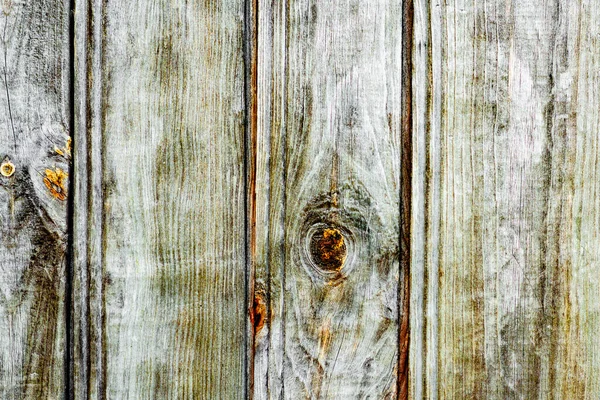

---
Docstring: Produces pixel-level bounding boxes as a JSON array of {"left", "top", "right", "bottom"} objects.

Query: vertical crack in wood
[
  {"left": 65, "top": 0, "right": 76, "bottom": 397},
  {"left": 1, "top": 19, "right": 16, "bottom": 154},
  {"left": 399, "top": 0, "right": 413, "bottom": 398},
  {"left": 245, "top": 0, "right": 259, "bottom": 396}
]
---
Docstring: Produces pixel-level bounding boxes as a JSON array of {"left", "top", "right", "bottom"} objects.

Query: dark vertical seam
[
  {"left": 265, "top": 0, "right": 275, "bottom": 395},
  {"left": 543, "top": 0, "right": 561, "bottom": 394},
  {"left": 98, "top": 0, "right": 108, "bottom": 396},
  {"left": 399, "top": 0, "right": 413, "bottom": 398},
  {"left": 243, "top": 6, "right": 250, "bottom": 397},
  {"left": 251, "top": 0, "right": 259, "bottom": 393},
  {"left": 422, "top": 0, "right": 433, "bottom": 397},
  {"left": 83, "top": 0, "right": 93, "bottom": 395},
  {"left": 280, "top": 0, "right": 289, "bottom": 397},
  {"left": 65, "top": 0, "right": 76, "bottom": 397},
  {"left": 242, "top": 0, "right": 257, "bottom": 396}
]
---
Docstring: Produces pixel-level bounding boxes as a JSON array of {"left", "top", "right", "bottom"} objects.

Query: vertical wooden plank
[
  {"left": 0, "top": 0, "right": 70, "bottom": 398},
  {"left": 253, "top": 0, "right": 404, "bottom": 398},
  {"left": 549, "top": 1, "right": 600, "bottom": 397},
  {"left": 411, "top": 0, "right": 600, "bottom": 398},
  {"left": 73, "top": 0, "right": 247, "bottom": 398}
]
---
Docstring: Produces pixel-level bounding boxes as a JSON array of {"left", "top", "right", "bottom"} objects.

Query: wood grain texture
[
  {"left": 252, "top": 0, "right": 404, "bottom": 398},
  {"left": 72, "top": 0, "right": 247, "bottom": 398},
  {"left": 410, "top": 0, "right": 600, "bottom": 398},
  {"left": 0, "top": 0, "right": 70, "bottom": 398}
]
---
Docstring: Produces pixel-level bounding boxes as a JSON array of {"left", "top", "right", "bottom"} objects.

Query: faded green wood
[
  {"left": 0, "top": 0, "right": 70, "bottom": 398},
  {"left": 252, "top": 0, "right": 405, "bottom": 398},
  {"left": 410, "top": 0, "right": 600, "bottom": 399},
  {"left": 72, "top": 0, "right": 247, "bottom": 398}
]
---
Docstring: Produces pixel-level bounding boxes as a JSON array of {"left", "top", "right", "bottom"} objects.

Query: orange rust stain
[
  {"left": 43, "top": 167, "right": 68, "bottom": 201},
  {"left": 0, "top": 161, "right": 15, "bottom": 177},
  {"left": 311, "top": 228, "right": 347, "bottom": 271},
  {"left": 250, "top": 293, "right": 267, "bottom": 335}
]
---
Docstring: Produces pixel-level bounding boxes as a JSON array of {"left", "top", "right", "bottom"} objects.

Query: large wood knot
[
  {"left": 310, "top": 227, "right": 347, "bottom": 271},
  {"left": 298, "top": 190, "right": 370, "bottom": 286}
]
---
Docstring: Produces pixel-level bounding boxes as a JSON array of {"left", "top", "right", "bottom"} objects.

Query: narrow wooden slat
[
  {"left": 72, "top": 0, "right": 247, "bottom": 397},
  {"left": 0, "top": 0, "right": 70, "bottom": 398},
  {"left": 72, "top": 0, "right": 105, "bottom": 397},
  {"left": 544, "top": 1, "right": 600, "bottom": 397},
  {"left": 410, "top": 0, "right": 600, "bottom": 398},
  {"left": 253, "top": 0, "right": 405, "bottom": 397}
]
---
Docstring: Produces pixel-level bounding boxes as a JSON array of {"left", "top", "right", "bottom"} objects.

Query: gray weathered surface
[
  {"left": 7, "top": 0, "right": 600, "bottom": 398},
  {"left": 252, "top": 0, "right": 405, "bottom": 398},
  {"left": 0, "top": 0, "right": 70, "bottom": 398},
  {"left": 410, "top": 0, "right": 600, "bottom": 398},
  {"left": 72, "top": 0, "right": 247, "bottom": 398}
]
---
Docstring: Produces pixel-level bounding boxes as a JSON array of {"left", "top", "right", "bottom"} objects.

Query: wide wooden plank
[
  {"left": 72, "top": 0, "right": 247, "bottom": 398},
  {"left": 252, "top": 0, "right": 405, "bottom": 397},
  {"left": 410, "top": 0, "right": 600, "bottom": 398},
  {"left": 0, "top": 0, "right": 70, "bottom": 398}
]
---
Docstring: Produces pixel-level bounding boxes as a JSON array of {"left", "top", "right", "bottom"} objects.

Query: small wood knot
[
  {"left": 0, "top": 161, "right": 15, "bottom": 177},
  {"left": 250, "top": 293, "right": 267, "bottom": 335},
  {"left": 310, "top": 227, "right": 347, "bottom": 271}
]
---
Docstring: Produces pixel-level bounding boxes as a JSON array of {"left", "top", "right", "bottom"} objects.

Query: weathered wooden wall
[{"left": 3, "top": 0, "right": 600, "bottom": 398}]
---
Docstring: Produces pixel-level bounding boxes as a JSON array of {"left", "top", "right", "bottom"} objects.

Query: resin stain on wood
[
  {"left": 310, "top": 227, "right": 347, "bottom": 272},
  {"left": 251, "top": 292, "right": 267, "bottom": 336},
  {"left": 43, "top": 167, "right": 68, "bottom": 201}
]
